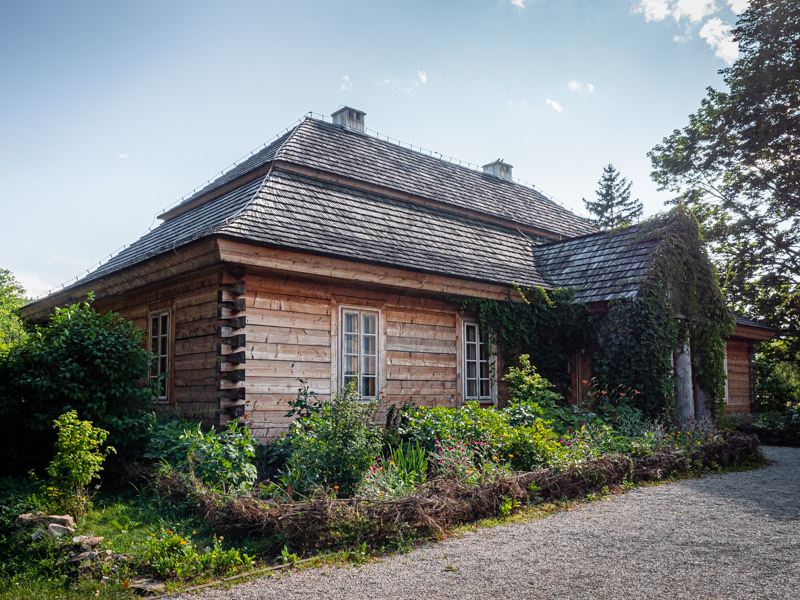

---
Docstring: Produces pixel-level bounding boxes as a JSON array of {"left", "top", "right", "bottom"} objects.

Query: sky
[{"left": 0, "top": 0, "right": 749, "bottom": 298}]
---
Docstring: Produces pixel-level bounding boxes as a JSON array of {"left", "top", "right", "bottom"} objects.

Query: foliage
[
  {"left": 457, "top": 286, "right": 588, "bottom": 396},
  {"left": 502, "top": 354, "right": 562, "bottom": 410},
  {"left": 284, "top": 378, "right": 324, "bottom": 421},
  {"left": 0, "top": 269, "right": 27, "bottom": 351},
  {"left": 648, "top": 0, "right": 800, "bottom": 367},
  {"left": 145, "top": 419, "right": 257, "bottom": 495},
  {"left": 592, "top": 208, "right": 734, "bottom": 418},
  {"left": 360, "top": 443, "right": 428, "bottom": 500},
  {"left": 140, "top": 529, "right": 254, "bottom": 580},
  {"left": 279, "top": 382, "right": 382, "bottom": 497},
  {"left": 755, "top": 355, "right": 800, "bottom": 410},
  {"left": 45, "top": 411, "right": 115, "bottom": 519},
  {"left": 0, "top": 296, "right": 155, "bottom": 472},
  {"left": 582, "top": 163, "right": 643, "bottom": 229}
]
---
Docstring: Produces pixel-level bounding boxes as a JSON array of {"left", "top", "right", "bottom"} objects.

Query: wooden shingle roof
[{"left": 32, "top": 114, "right": 658, "bottom": 304}]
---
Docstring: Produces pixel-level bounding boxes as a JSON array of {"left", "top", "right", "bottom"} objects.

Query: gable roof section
[{"left": 532, "top": 227, "right": 655, "bottom": 303}]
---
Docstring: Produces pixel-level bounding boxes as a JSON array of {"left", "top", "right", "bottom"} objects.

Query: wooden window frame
[
  {"left": 338, "top": 305, "right": 381, "bottom": 399},
  {"left": 149, "top": 309, "right": 171, "bottom": 403},
  {"left": 462, "top": 320, "right": 495, "bottom": 403},
  {"left": 723, "top": 348, "right": 729, "bottom": 405}
]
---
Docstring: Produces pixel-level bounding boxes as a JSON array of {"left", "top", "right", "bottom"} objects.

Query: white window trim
[
  {"left": 723, "top": 349, "right": 729, "bottom": 405},
  {"left": 337, "top": 305, "right": 381, "bottom": 398},
  {"left": 461, "top": 320, "right": 496, "bottom": 403},
  {"left": 149, "top": 310, "right": 170, "bottom": 402}
]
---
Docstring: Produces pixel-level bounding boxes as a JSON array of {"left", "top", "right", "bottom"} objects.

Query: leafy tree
[
  {"left": 648, "top": 0, "right": 800, "bottom": 363},
  {"left": 0, "top": 296, "right": 156, "bottom": 472},
  {"left": 582, "top": 163, "right": 643, "bottom": 229},
  {"left": 0, "top": 268, "right": 27, "bottom": 350}
]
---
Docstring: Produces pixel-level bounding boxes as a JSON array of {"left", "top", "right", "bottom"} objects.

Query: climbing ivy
[
  {"left": 458, "top": 286, "right": 588, "bottom": 398},
  {"left": 461, "top": 206, "right": 734, "bottom": 421}
]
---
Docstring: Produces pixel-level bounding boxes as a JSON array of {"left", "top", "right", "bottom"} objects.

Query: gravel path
[{"left": 179, "top": 446, "right": 800, "bottom": 600}]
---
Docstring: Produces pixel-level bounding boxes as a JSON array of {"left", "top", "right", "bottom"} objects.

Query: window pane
[
  {"left": 480, "top": 380, "right": 490, "bottom": 398},
  {"left": 467, "top": 362, "right": 476, "bottom": 379},
  {"left": 480, "top": 362, "right": 489, "bottom": 379},
  {"left": 344, "top": 333, "right": 358, "bottom": 355},
  {"left": 466, "top": 343, "right": 476, "bottom": 361},
  {"left": 467, "top": 380, "right": 476, "bottom": 398},
  {"left": 465, "top": 324, "right": 476, "bottom": 342},
  {"left": 344, "top": 374, "right": 357, "bottom": 389},
  {"left": 479, "top": 343, "right": 487, "bottom": 361},
  {"left": 362, "top": 314, "right": 376, "bottom": 335},
  {"left": 160, "top": 315, "right": 168, "bottom": 335},
  {"left": 361, "top": 376, "right": 376, "bottom": 397},
  {"left": 362, "top": 355, "right": 376, "bottom": 377},
  {"left": 362, "top": 335, "right": 376, "bottom": 356},
  {"left": 160, "top": 356, "right": 167, "bottom": 374},
  {"left": 159, "top": 379, "right": 166, "bottom": 398},
  {"left": 344, "top": 312, "right": 358, "bottom": 334},
  {"left": 343, "top": 355, "right": 358, "bottom": 376},
  {"left": 151, "top": 317, "right": 158, "bottom": 336}
]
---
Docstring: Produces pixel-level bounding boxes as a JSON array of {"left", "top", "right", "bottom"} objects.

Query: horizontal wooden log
[
  {"left": 216, "top": 369, "right": 245, "bottom": 382},
  {"left": 216, "top": 387, "right": 246, "bottom": 400}
]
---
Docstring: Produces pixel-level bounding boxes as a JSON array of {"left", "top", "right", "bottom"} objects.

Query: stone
[
  {"left": 128, "top": 579, "right": 166, "bottom": 594},
  {"left": 30, "top": 527, "right": 44, "bottom": 541},
  {"left": 47, "top": 523, "right": 75, "bottom": 538},
  {"left": 45, "top": 515, "right": 76, "bottom": 528},
  {"left": 16, "top": 512, "right": 45, "bottom": 527},
  {"left": 67, "top": 550, "right": 96, "bottom": 564},
  {"left": 72, "top": 535, "right": 104, "bottom": 550}
]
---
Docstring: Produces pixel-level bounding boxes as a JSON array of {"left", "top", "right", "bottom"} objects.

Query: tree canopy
[
  {"left": 0, "top": 268, "right": 27, "bottom": 350},
  {"left": 582, "top": 163, "right": 643, "bottom": 229},
  {"left": 649, "top": 0, "right": 800, "bottom": 363}
]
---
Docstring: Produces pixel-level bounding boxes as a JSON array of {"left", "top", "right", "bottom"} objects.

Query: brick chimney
[
  {"left": 482, "top": 159, "right": 513, "bottom": 181},
  {"left": 331, "top": 106, "right": 366, "bottom": 133}
]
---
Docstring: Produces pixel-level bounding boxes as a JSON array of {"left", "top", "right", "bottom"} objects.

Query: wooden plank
[
  {"left": 245, "top": 325, "right": 330, "bottom": 346},
  {"left": 385, "top": 322, "right": 457, "bottom": 341},
  {"left": 246, "top": 309, "right": 331, "bottom": 330},
  {"left": 386, "top": 366, "right": 457, "bottom": 381},
  {"left": 244, "top": 378, "right": 331, "bottom": 395},
  {"left": 385, "top": 309, "right": 457, "bottom": 327},
  {"left": 247, "top": 343, "right": 330, "bottom": 362},
  {"left": 386, "top": 351, "right": 457, "bottom": 368},
  {"left": 250, "top": 294, "right": 331, "bottom": 315},
  {"left": 386, "top": 336, "right": 456, "bottom": 354}
]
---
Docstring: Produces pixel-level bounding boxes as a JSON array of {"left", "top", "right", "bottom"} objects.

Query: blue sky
[{"left": 0, "top": 0, "right": 748, "bottom": 297}]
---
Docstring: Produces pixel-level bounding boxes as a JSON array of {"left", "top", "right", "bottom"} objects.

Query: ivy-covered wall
[{"left": 462, "top": 207, "right": 734, "bottom": 421}]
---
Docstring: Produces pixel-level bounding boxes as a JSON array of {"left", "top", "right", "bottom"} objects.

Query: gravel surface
[{"left": 178, "top": 446, "right": 799, "bottom": 600}]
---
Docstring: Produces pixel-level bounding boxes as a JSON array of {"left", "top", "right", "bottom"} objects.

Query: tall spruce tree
[{"left": 582, "top": 163, "right": 643, "bottom": 229}]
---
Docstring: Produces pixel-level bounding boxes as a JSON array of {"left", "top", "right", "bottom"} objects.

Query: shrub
[
  {"left": 140, "top": 529, "right": 254, "bottom": 579},
  {"left": 280, "top": 382, "right": 382, "bottom": 497},
  {"left": 45, "top": 410, "right": 115, "bottom": 519},
  {"left": 145, "top": 419, "right": 257, "bottom": 495},
  {"left": 0, "top": 296, "right": 155, "bottom": 472}
]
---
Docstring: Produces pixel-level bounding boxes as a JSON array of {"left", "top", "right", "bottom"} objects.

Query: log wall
[
  {"left": 243, "top": 272, "right": 465, "bottom": 440},
  {"left": 93, "top": 269, "right": 221, "bottom": 423},
  {"left": 724, "top": 339, "right": 753, "bottom": 414}
]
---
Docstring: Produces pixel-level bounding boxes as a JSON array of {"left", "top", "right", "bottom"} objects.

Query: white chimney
[
  {"left": 482, "top": 159, "right": 513, "bottom": 181},
  {"left": 331, "top": 106, "right": 366, "bottom": 133}
]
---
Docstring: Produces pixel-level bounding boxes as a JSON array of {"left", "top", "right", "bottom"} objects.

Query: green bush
[
  {"left": 145, "top": 419, "right": 257, "bottom": 495},
  {"left": 280, "top": 382, "right": 382, "bottom": 497},
  {"left": 360, "top": 441, "right": 428, "bottom": 499},
  {"left": 0, "top": 296, "right": 155, "bottom": 472},
  {"left": 45, "top": 410, "right": 115, "bottom": 519},
  {"left": 140, "top": 529, "right": 254, "bottom": 579},
  {"left": 756, "top": 356, "right": 800, "bottom": 411}
]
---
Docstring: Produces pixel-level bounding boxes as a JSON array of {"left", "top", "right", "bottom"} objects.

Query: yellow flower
[
  {"left": 508, "top": 454, "right": 514, "bottom": 458},
  {"left": 334, "top": 485, "right": 340, "bottom": 490},
  {"left": 180, "top": 540, "right": 187, "bottom": 545}
]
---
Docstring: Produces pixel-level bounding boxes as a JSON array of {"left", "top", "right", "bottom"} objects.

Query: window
[
  {"left": 723, "top": 349, "right": 729, "bottom": 405},
  {"left": 340, "top": 308, "right": 379, "bottom": 397},
  {"left": 463, "top": 321, "right": 493, "bottom": 401},
  {"left": 149, "top": 310, "right": 170, "bottom": 400}
]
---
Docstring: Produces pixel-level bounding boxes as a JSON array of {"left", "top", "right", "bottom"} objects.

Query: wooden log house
[{"left": 20, "top": 107, "right": 773, "bottom": 438}]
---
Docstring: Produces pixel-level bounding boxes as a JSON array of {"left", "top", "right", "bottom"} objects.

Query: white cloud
[
  {"left": 634, "top": 0, "right": 717, "bottom": 23},
  {"left": 700, "top": 17, "right": 738, "bottom": 63},
  {"left": 511, "top": 0, "right": 527, "bottom": 7},
  {"left": 340, "top": 75, "right": 352, "bottom": 91},
  {"left": 673, "top": 33, "right": 691, "bottom": 42},
  {"left": 117, "top": 153, "right": 129, "bottom": 159},
  {"left": 417, "top": 71, "right": 428, "bottom": 85},
  {"left": 635, "top": 0, "right": 671, "bottom": 21},
  {"left": 545, "top": 98, "right": 564, "bottom": 113},
  {"left": 673, "top": 0, "right": 717, "bottom": 23},
  {"left": 568, "top": 80, "right": 595, "bottom": 93},
  {"left": 727, "top": 0, "right": 748, "bottom": 14}
]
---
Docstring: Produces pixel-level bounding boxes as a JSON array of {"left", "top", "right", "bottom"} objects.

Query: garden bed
[{"left": 155, "top": 433, "right": 762, "bottom": 555}]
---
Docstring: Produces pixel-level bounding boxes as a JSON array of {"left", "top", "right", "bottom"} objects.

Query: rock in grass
[
  {"left": 128, "top": 579, "right": 166, "bottom": 594},
  {"left": 44, "top": 515, "right": 76, "bottom": 528},
  {"left": 15, "top": 512, "right": 45, "bottom": 527},
  {"left": 72, "top": 535, "right": 104, "bottom": 550},
  {"left": 47, "top": 523, "right": 75, "bottom": 537}
]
